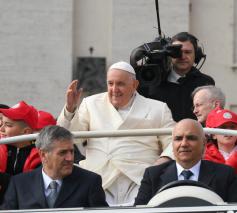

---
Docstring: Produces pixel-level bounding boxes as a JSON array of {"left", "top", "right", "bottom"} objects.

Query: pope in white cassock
[{"left": 57, "top": 61, "right": 175, "bottom": 206}]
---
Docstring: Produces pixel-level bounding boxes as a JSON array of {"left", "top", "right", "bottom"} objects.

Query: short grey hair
[
  {"left": 192, "top": 85, "right": 226, "bottom": 108},
  {"left": 35, "top": 125, "right": 73, "bottom": 151}
]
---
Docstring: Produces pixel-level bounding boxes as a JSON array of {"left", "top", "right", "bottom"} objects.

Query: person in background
[
  {"left": 1, "top": 125, "right": 108, "bottom": 210},
  {"left": 57, "top": 61, "right": 175, "bottom": 206},
  {"left": 37, "top": 110, "right": 85, "bottom": 163},
  {"left": 192, "top": 85, "right": 226, "bottom": 125},
  {"left": 204, "top": 107, "right": 237, "bottom": 173},
  {"left": 150, "top": 32, "right": 215, "bottom": 121},
  {"left": 0, "top": 104, "right": 11, "bottom": 205},
  {"left": 0, "top": 101, "right": 41, "bottom": 175},
  {"left": 36, "top": 110, "right": 57, "bottom": 130},
  {"left": 135, "top": 119, "right": 237, "bottom": 205},
  {"left": 0, "top": 104, "right": 10, "bottom": 134}
]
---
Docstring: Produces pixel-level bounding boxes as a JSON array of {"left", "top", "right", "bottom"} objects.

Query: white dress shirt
[
  {"left": 167, "top": 69, "right": 185, "bottom": 84},
  {"left": 42, "top": 169, "right": 62, "bottom": 197},
  {"left": 176, "top": 161, "right": 201, "bottom": 181}
]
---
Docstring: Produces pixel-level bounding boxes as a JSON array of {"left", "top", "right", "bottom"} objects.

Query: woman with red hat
[{"left": 204, "top": 107, "right": 237, "bottom": 173}]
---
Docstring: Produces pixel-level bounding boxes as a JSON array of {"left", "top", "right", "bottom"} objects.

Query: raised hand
[{"left": 66, "top": 80, "right": 83, "bottom": 113}]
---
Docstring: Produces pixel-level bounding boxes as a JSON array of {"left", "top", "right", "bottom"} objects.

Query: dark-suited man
[
  {"left": 135, "top": 119, "right": 237, "bottom": 205},
  {"left": 2, "top": 125, "right": 108, "bottom": 210}
]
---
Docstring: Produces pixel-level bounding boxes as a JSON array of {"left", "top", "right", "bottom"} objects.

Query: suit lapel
[
  {"left": 30, "top": 168, "right": 48, "bottom": 207},
  {"left": 198, "top": 160, "right": 215, "bottom": 185},
  {"left": 160, "top": 162, "right": 178, "bottom": 187},
  {"left": 54, "top": 169, "right": 80, "bottom": 207}
]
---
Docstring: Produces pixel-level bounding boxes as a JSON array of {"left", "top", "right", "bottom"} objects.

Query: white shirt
[
  {"left": 42, "top": 169, "right": 62, "bottom": 197},
  {"left": 176, "top": 161, "right": 201, "bottom": 181},
  {"left": 167, "top": 69, "right": 185, "bottom": 84}
]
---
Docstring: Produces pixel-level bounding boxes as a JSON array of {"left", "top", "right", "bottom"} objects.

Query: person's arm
[
  {"left": 226, "top": 167, "right": 237, "bottom": 203},
  {"left": 158, "top": 104, "right": 176, "bottom": 160},
  {"left": 155, "top": 156, "right": 171, "bottom": 165},
  {"left": 66, "top": 80, "right": 83, "bottom": 113},
  {"left": 57, "top": 80, "right": 83, "bottom": 128},
  {"left": 1, "top": 177, "right": 18, "bottom": 210},
  {"left": 0, "top": 172, "right": 10, "bottom": 205},
  {"left": 88, "top": 175, "right": 108, "bottom": 207}
]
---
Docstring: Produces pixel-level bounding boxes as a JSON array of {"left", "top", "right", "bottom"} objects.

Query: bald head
[
  {"left": 173, "top": 119, "right": 205, "bottom": 139},
  {"left": 172, "top": 119, "right": 206, "bottom": 169}
]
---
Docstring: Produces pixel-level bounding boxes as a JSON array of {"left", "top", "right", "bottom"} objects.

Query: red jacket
[
  {"left": 0, "top": 144, "right": 41, "bottom": 173},
  {"left": 204, "top": 143, "right": 237, "bottom": 173}
]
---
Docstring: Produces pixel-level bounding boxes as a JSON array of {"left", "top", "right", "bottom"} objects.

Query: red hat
[
  {"left": 206, "top": 107, "right": 237, "bottom": 128},
  {"left": 37, "top": 110, "right": 56, "bottom": 130},
  {"left": 0, "top": 101, "right": 38, "bottom": 130}
]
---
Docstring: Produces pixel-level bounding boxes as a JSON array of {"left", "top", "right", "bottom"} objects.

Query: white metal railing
[
  {"left": 0, "top": 204, "right": 237, "bottom": 213},
  {"left": 0, "top": 127, "right": 237, "bottom": 145}
]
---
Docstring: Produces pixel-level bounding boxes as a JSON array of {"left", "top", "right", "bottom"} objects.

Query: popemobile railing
[
  {"left": 1, "top": 127, "right": 237, "bottom": 144},
  {"left": 1, "top": 127, "right": 237, "bottom": 213}
]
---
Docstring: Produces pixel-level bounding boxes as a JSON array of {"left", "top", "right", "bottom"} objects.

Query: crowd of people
[{"left": 0, "top": 31, "right": 237, "bottom": 210}]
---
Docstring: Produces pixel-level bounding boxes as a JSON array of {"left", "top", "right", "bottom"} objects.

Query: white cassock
[{"left": 57, "top": 92, "right": 175, "bottom": 205}]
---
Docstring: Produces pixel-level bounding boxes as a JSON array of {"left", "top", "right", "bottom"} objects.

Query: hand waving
[{"left": 66, "top": 80, "right": 83, "bottom": 113}]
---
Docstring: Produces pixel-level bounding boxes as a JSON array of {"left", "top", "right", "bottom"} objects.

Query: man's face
[
  {"left": 172, "top": 119, "right": 205, "bottom": 169},
  {"left": 0, "top": 116, "right": 28, "bottom": 138},
  {"left": 171, "top": 40, "right": 195, "bottom": 75},
  {"left": 107, "top": 69, "right": 138, "bottom": 108},
  {"left": 40, "top": 140, "right": 74, "bottom": 179},
  {"left": 193, "top": 90, "right": 215, "bottom": 124}
]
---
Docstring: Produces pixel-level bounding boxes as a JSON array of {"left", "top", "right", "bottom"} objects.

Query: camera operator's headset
[{"left": 174, "top": 32, "right": 206, "bottom": 65}]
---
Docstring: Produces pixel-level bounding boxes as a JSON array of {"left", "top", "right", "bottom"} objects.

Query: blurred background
[{"left": 0, "top": 0, "right": 236, "bottom": 116}]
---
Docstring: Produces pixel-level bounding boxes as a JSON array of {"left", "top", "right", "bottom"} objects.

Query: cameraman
[{"left": 150, "top": 32, "right": 215, "bottom": 121}]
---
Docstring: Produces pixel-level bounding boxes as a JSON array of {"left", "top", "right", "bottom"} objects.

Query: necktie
[
  {"left": 177, "top": 77, "right": 186, "bottom": 84},
  {"left": 181, "top": 170, "right": 193, "bottom": 180},
  {"left": 47, "top": 181, "right": 58, "bottom": 208}
]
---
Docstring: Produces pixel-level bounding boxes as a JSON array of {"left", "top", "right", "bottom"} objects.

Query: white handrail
[{"left": 0, "top": 127, "right": 237, "bottom": 145}]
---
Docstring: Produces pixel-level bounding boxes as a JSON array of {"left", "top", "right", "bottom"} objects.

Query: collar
[
  {"left": 42, "top": 168, "right": 62, "bottom": 191},
  {"left": 176, "top": 160, "right": 201, "bottom": 181},
  {"left": 167, "top": 69, "right": 185, "bottom": 83},
  {"left": 219, "top": 145, "right": 237, "bottom": 160}
]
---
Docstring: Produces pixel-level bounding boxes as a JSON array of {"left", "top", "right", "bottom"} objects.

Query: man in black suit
[
  {"left": 135, "top": 119, "right": 237, "bottom": 205},
  {"left": 1, "top": 125, "right": 108, "bottom": 210}
]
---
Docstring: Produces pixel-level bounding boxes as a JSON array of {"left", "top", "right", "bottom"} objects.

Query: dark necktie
[
  {"left": 177, "top": 76, "right": 186, "bottom": 84},
  {"left": 181, "top": 170, "right": 193, "bottom": 180},
  {"left": 47, "top": 181, "right": 58, "bottom": 208}
]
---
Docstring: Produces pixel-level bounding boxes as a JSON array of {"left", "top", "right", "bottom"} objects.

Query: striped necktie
[
  {"left": 47, "top": 181, "right": 58, "bottom": 208},
  {"left": 181, "top": 170, "right": 193, "bottom": 180}
]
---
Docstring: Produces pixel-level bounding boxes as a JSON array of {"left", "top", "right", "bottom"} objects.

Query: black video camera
[{"left": 130, "top": 37, "right": 182, "bottom": 89}]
